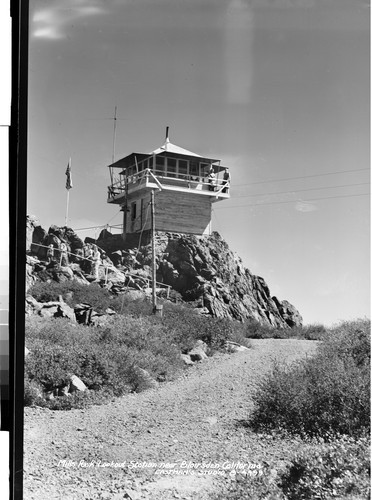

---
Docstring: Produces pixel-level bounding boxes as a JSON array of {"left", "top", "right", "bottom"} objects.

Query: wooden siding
[
  {"left": 155, "top": 191, "right": 212, "bottom": 235},
  {"left": 124, "top": 191, "right": 212, "bottom": 236}
]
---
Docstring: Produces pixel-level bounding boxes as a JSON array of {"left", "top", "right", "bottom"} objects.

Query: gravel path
[{"left": 24, "top": 339, "right": 318, "bottom": 500}]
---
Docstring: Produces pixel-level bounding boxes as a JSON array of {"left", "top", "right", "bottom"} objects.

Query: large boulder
[
  {"left": 188, "top": 340, "right": 209, "bottom": 361},
  {"left": 69, "top": 375, "right": 87, "bottom": 392},
  {"left": 37, "top": 300, "right": 76, "bottom": 321},
  {"left": 272, "top": 297, "right": 303, "bottom": 328},
  {"left": 26, "top": 215, "right": 47, "bottom": 257}
]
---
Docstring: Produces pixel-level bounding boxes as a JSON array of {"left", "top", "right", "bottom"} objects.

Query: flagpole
[{"left": 65, "top": 189, "right": 70, "bottom": 227}]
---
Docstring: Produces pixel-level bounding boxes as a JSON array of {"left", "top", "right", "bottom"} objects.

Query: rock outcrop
[
  {"left": 132, "top": 232, "right": 302, "bottom": 328},
  {"left": 25, "top": 218, "right": 302, "bottom": 328}
]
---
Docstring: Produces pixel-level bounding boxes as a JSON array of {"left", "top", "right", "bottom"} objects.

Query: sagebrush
[
  {"left": 249, "top": 319, "right": 370, "bottom": 439},
  {"left": 213, "top": 434, "right": 370, "bottom": 500},
  {"left": 25, "top": 302, "right": 252, "bottom": 409}
]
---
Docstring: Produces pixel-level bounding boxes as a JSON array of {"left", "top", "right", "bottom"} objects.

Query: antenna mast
[{"left": 112, "top": 105, "right": 117, "bottom": 164}]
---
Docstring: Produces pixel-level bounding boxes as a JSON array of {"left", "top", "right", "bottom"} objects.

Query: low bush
[
  {"left": 213, "top": 435, "right": 370, "bottom": 500},
  {"left": 297, "top": 323, "right": 328, "bottom": 340},
  {"left": 111, "top": 293, "right": 154, "bottom": 316},
  {"left": 279, "top": 434, "right": 370, "bottom": 499},
  {"left": 320, "top": 319, "right": 370, "bottom": 367},
  {"left": 29, "top": 281, "right": 115, "bottom": 313},
  {"left": 25, "top": 316, "right": 184, "bottom": 407},
  {"left": 158, "top": 302, "right": 251, "bottom": 352},
  {"left": 249, "top": 320, "right": 370, "bottom": 439},
  {"left": 29, "top": 280, "right": 183, "bottom": 317},
  {"left": 243, "top": 319, "right": 327, "bottom": 340},
  {"left": 24, "top": 379, "right": 115, "bottom": 410},
  {"left": 242, "top": 319, "right": 276, "bottom": 339},
  {"left": 213, "top": 473, "right": 285, "bottom": 500},
  {"left": 24, "top": 378, "right": 44, "bottom": 407},
  {"left": 25, "top": 300, "right": 253, "bottom": 409}
]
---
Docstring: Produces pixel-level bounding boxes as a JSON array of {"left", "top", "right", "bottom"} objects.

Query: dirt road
[{"left": 24, "top": 339, "right": 318, "bottom": 500}]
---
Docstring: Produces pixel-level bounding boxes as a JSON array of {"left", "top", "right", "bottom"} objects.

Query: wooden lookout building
[{"left": 107, "top": 128, "right": 231, "bottom": 239}]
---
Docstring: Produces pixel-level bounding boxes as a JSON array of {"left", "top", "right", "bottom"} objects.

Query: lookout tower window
[
  {"left": 131, "top": 201, "right": 137, "bottom": 221},
  {"left": 178, "top": 160, "right": 188, "bottom": 179},
  {"left": 156, "top": 156, "right": 165, "bottom": 175},
  {"left": 166, "top": 158, "right": 177, "bottom": 176},
  {"left": 190, "top": 161, "right": 200, "bottom": 179}
]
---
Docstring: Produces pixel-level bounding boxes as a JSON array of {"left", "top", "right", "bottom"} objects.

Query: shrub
[
  {"left": 320, "top": 319, "right": 370, "bottom": 367},
  {"left": 155, "top": 302, "right": 251, "bottom": 352},
  {"left": 213, "top": 436, "right": 370, "bottom": 500},
  {"left": 25, "top": 297, "right": 255, "bottom": 410},
  {"left": 279, "top": 435, "right": 371, "bottom": 499},
  {"left": 300, "top": 323, "right": 328, "bottom": 340},
  {"left": 243, "top": 319, "right": 275, "bottom": 339},
  {"left": 29, "top": 281, "right": 115, "bottom": 313},
  {"left": 249, "top": 320, "right": 370, "bottom": 438},
  {"left": 213, "top": 473, "right": 285, "bottom": 500},
  {"left": 243, "top": 319, "right": 328, "bottom": 340},
  {"left": 24, "top": 378, "right": 45, "bottom": 406},
  {"left": 24, "top": 387, "right": 115, "bottom": 410},
  {"left": 26, "top": 343, "right": 80, "bottom": 390},
  {"left": 25, "top": 315, "right": 184, "bottom": 407},
  {"left": 111, "top": 294, "right": 153, "bottom": 316}
]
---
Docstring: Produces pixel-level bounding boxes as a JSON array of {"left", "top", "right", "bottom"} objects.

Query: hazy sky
[{"left": 27, "top": 0, "right": 370, "bottom": 326}]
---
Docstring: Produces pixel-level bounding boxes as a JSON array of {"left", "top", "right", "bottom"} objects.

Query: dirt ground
[{"left": 24, "top": 338, "right": 318, "bottom": 499}]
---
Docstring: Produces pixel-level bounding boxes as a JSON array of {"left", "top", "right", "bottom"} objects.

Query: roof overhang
[
  {"left": 107, "top": 141, "right": 224, "bottom": 173},
  {"left": 107, "top": 153, "right": 149, "bottom": 170}
]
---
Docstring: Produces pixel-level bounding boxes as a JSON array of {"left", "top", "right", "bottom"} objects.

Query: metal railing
[{"left": 108, "top": 168, "right": 230, "bottom": 200}]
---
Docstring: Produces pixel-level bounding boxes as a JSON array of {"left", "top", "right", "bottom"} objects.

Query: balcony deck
[{"left": 107, "top": 168, "right": 230, "bottom": 205}]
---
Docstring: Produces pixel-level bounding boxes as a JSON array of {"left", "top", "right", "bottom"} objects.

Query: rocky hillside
[{"left": 26, "top": 215, "right": 302, "bottom": 328}]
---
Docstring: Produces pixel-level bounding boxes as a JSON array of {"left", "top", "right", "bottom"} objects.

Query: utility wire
[
  {"left": 233, "top": 181, "right": 370, "bottom": 199},
  {"left": 212, "top": 208, "right": 229, "bottom": 239},
  {"left": 107, "top": 210, "right": 122, "bottom": 224},
  {"left": 214, "top": 192, "right": 370, "bottom": 209},
  {"left": 235, "top": 168, "right": 369, "bottom": 188}
]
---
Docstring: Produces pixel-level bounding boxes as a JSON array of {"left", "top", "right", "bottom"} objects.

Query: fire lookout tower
[{"left": 107, "top": 128, "right": 231, "bottom": 239}]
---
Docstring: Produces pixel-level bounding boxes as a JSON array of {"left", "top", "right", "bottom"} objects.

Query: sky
[{"left": 27, "top": 0, "right": 370, "bottom": 326}]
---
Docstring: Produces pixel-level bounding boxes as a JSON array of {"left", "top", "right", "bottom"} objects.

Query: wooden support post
[
  {"left": 151, "top": 189, "right": 157, "bottom": 314},
  {"left": 123, "top": 175, "right": 129, "bottom": 241},
  {"left": 150, "top": 192, "right": 163, "bottom": 317}
]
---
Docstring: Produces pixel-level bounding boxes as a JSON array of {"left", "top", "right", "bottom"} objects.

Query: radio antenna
[{"left": 111, "top": 105, "right": 117, "bottom": 164}]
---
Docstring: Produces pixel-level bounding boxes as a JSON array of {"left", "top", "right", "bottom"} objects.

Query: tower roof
[
  {"left": 107, "top": 129, "right": 221, "bottom": 170},
  {"left": 151, "top": 139, "right": 202, "bottom": 158},
  {"left": 151, "top": 127, "right": 219, "bottom": 162}
]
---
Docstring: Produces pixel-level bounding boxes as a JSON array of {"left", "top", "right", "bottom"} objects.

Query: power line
[
  {"left": 214, "top": 192, "right": 370, "bottom": 209},
  {"left": 233, "top": 181, "right": 370, "bottom": 199},
  {"left": 107, "top": 209, "right": 122, "bottom": 224},
  {"left": 211, "top": 208, "right": 221, "bottom": 231},
  {"left": 74, "top": 202, "right": 151, "bottom": 234},
  {"left": 235, "top": 168, "right": 370, "bottom": 188},
  {"left": 211, "top": 209, "right": 229, "bottom": 241}
]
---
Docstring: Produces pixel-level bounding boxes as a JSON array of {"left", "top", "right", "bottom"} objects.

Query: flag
[{"left": 65, "top": 160, "right": 73, "bottom": 190}]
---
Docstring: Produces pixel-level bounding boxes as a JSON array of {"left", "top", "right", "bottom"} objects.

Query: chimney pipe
[{"left": 165, "top": 126, "right": 170, "bottom": 143}]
